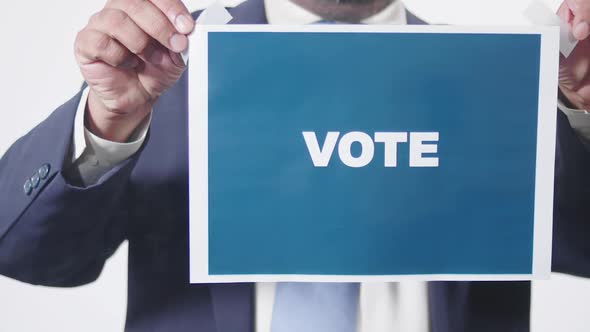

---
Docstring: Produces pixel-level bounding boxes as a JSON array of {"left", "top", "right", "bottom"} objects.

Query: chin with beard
[{"left": 291, "top": 0, "right": 397, "bottom": 22}]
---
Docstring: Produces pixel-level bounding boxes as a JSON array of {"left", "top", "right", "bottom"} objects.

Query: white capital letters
[
  {"left": 338, "top": 132, "right": 375, "bottom": 168},
  {"left": 374, "top": 132, "right": 408, "bottom": 167},
  {"left": 302, "top": 131, "right": 340, "bottom": 167},
  {"left": 409, "top": 132, "right": 439, "bottom": 167}
]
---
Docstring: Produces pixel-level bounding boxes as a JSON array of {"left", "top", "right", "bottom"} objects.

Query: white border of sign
[{"left": 189, "top": 25, "right": 559, "bottom": 283}]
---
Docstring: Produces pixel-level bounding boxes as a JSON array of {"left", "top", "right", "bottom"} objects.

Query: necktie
[{"left": 271, "top": 282, "right": 360, "bottom": 332}]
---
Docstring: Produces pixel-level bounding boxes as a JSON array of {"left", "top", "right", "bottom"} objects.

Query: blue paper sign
[{"left": 189, "top": 25, "right": 559, "bottom": 282}]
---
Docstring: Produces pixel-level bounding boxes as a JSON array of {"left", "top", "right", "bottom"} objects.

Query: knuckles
[
  {"left": 104, "top": 9, "right": 129, "bottom": 29},
  {"left": 121, "top": 0, "right": 146, "bottom": 19},
  {"left": 78, "top": 29, "right": 128, "bottom": 66},
  {"left": 89, "top": 8, "right": 128, "bottom": 29},
  {"left": 144, "top": 13, "right": 173, "bottom": 41},
  {"left": 104, "top": 44, "right": 129, "bottom": 66},
  {"left": 73, "top": 31, "right": 85, "bottom": 62},
  {"left": 87, "top": 1, "right": 172, "bottom": 51},
  {"left": 88, "top": 12, "right": 101, "bottom": 26},
  {"left": 133, "top": 37, "right": 151, "bottom": 55},
  {"left": 74, "top": 29, "right": 93, "bottom": 57},
  {"left": 94, "top": 33, "right": 113, "bottom": 54},
  {"left": 86, "top": 8, "right": 151, "bottom": 55}
]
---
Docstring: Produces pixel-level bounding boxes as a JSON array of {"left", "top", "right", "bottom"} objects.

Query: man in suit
[{"left": 1, "top": 0, "right": 589, "bottom": 331}]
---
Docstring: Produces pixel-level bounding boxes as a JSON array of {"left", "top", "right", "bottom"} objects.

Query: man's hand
[
  {"left": 75, "top": 0, "right": 195, "bottom": 142},
  {"left": 558, "top": 0, "right": 590, "bottom": 110}
]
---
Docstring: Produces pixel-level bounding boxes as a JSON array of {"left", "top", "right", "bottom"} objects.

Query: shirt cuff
[
  {"left": 558, "top": 99, "right": 590, "bottom": 146},
  {"left": 72, "top": 86, "right": 152, "bottom": 168}
]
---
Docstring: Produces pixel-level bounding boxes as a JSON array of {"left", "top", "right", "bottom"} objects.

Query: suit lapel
[{"left": 406, "top": 9, "right": 426, "bottom": 25}]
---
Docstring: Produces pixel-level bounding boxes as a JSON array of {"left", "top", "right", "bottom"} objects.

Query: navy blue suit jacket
[{"left": 1, "top": 0, "right": 589, "bottom": 331}]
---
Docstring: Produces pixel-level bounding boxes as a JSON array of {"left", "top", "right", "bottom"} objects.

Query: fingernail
[
  {"left": 170, "top": 33, "right": 188, "bottom": 53},
  {"left": 170, "top": 33, "right": 188, "bottom": 52},
  {"left": 120, "top": 56, "right": 139, "bottom": 69},
  {"left": 573, "top": 21, "right": 589, "bottom": 40},
  {"left": 175, "top": 14, "right": 194, "bottom": 34},
  {"left": 145, "top": 47, "right": 164, "bottom": 65}
]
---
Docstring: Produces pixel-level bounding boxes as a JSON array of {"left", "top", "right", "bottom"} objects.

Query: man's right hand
[{"left": 75, "top": 0, "right": 195, "bottom": 142}]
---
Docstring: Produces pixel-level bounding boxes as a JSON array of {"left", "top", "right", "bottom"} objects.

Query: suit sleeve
[
  {"left": 552, "top": 110, "right": 590, "bottom": 277},
  {"left": 0, "top": 89, "right": 145, "bottom": 287}
]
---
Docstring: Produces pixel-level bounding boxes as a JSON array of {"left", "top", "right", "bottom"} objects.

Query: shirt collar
[{"left": 264, "top": 0, "right": 407, "bottom": 25}]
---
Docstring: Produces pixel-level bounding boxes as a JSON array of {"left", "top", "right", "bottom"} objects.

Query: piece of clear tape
[
  {"left": 523, "top": 0, "right": 578, "bottom": 57},
  {"left": 181, "top": 1, "right": 233, "bottom": 65}
]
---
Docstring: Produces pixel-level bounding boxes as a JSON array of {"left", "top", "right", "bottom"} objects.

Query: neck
[{"left": 290, "top": 0, "right": 395, "bottom": 22}]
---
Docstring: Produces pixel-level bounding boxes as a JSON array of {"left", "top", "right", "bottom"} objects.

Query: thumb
[
  {"left": 573, "top": 13, "right": 590, "bottom": 39},
  {"left": 564, "top": 0, "right": 590, "bottom": 39}
]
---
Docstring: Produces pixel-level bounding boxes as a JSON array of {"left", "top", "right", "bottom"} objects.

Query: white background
[{"left": 0, "top": 0, "right": 589, "bottom": 331}]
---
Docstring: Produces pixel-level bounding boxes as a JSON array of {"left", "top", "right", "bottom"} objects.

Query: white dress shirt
[
  {"left": 69, "top": 88, "right": 151, "bottom": 185},
  {"left": 67, "top": 1, "right": 590, "bottom": 331}
]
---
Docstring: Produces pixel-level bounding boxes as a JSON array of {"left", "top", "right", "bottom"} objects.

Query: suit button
[
  {"left": 24, "top": 180, "right": 33, "bottom": 195},
  {"left": 31, "top": 173, "right": 41, "bottom": 188},
  {"left": 38, "top": 163, "right": 50, "bottom": 179}
]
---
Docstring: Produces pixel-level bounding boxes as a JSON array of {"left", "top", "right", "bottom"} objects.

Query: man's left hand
[{"left": 558, "top": 0, "right": 590, "bottom": 109}]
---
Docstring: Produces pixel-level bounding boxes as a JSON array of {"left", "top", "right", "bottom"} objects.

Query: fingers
[
  {"left": 149, "top": 0, "right": 195, "bottom": 34},
  {"left": 75, "top": 29, "right": 137, "bottom": 68},
  {"left": 564, "top": 0, "right": 590, "bottom": 40},
  {"left": 87, "top": 8, "right": 167, "bottom": 66},
  {"left": 75, "top": 0, "right": 193, "bottom": 70},
  {"left": 89, "top": 9, "right": 152, "bottom": 56},
  {"left": 557, "top": 2, "right": 574, "bottom": 23},
  {"left": 565, "top": 0, "right": 586, "bottom": 19},
  {"left": 106, "top": 0, "right": 188, "bottom": 53},
  {"left": 573, "top": 14, "right": 590, "bottom": 40}
]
